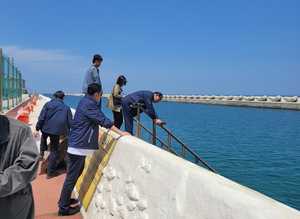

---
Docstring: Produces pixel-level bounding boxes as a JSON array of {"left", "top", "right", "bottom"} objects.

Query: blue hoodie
[{"left": 68, "top": 95, "right": 113, "bottom": 151}]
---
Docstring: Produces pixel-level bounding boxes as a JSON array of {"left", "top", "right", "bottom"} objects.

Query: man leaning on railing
[{"left": 122, "top": 90, "right": 165, "bottom": 134}]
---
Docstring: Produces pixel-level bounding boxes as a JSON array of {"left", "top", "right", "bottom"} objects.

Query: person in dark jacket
[
  {"left": 107, "top": 75, "right": 127, "bottom": 128},
  {"left": 58, "top": 83, "right": 130, "bottom": 216},
  {"left": 0, "top": 115, "right": 39, "bottom": 219},
  {"left": 122, "top": 90, "right": 164, "bottom": 134},
  {"left": 36, "top": 91, "right": 73, "bottom": 178}
]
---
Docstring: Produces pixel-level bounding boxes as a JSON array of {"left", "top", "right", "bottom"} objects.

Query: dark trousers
[
  {"left": 40, "top": 133, "right": 60, "bottom": 175},
  {"left": 58, "top": 153, "right": 85, "bottom": 211},
  {"left": 40, "top": 132, "right": 49, "bottom": 153},
  {"left": 0, "top": 186, "right": 34, "bottom": 219},
  {"left": 122, "top": 105, "right": 134, "bottom": 134},
  {"left": 113, "top": 110, "right": 123, "bottom": 129}
]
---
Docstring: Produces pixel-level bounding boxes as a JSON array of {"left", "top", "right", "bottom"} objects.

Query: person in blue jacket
[
  {"left": 36, "top": 91, "right": 73, "bottom": 178},
  {"left": 58, "top": 83, "right": 130, "bottom": 216},
  {"left": 122, "top": 90, "right": 165, "bottom": 134},
  {"left": 82, "top": 54, "right": 102, "bottom": 94}
]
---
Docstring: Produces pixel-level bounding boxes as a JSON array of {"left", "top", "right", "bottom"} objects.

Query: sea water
[{"left": 53, "top": 95, "right": 300, "bottom": 210}]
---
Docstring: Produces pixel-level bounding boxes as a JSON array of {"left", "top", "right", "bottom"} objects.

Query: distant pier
[
  {"left": 65, "top": 93, "right": 300, "bottom": 111},
  {"left": 162, "top": 95, "right": 300, "bottom": 111}
]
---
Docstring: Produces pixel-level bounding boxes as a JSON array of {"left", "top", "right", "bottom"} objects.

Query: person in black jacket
[
  {"left": 122, "top": 90, "right": 164, "bottom": 134},
  {"left": 36, "top": 91, "right": 73, "bottom": 178},
  {"left": 58, "top": 83, "right": 130, "bottom": 216}
]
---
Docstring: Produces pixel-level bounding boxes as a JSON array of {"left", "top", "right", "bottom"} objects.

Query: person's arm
[
  {"left": 0, "top": 126, "right": 39, "bottom": 197},
  {"left": 36, "top": 103, "right": 47, "bottom": 131},
  {"left": 110, "top": 126, "right": 131, "bottom": 136},
  {"left": 85, "top": 104, "right": 114, "bottom": 129},
  {"left": 67, "top": 107, "right": 73, "bottom": 130},
  {"left": 85, "top": 105, "right": 130, "bottom": 136},
  {"left": 143, "top": 97, "right": 157, "bottom": 120}
]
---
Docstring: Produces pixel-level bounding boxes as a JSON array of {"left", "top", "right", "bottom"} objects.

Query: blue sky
[{"left": 0, "top": 0, "right": 299, "bottom": 95}]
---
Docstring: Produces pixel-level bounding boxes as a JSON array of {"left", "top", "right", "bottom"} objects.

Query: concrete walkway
[{"left": 32, "top": 168, "right": 81, "bottom": 219}]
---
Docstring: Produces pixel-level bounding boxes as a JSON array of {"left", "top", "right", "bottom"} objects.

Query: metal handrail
[
  {"left": 158, "top": 124, "right": 216, "bottom": 172},
  {"left": 133, "top": 118, "right": 178, "bottom": 155},
  {"left": 131, "top": 104, "right": 217, "bottom": 173}
]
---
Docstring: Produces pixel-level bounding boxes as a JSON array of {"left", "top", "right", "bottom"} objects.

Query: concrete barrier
[
  {"left": 81, "top": 133, "right": 300, "bottom": 219},
  {"left": 255, "top": 96, "right": 268, "bottom": 101},
  {"left": 283, "top": 96, "right": 298, "bottom": 103},
  {"left": 225, "top": 96, "right": 234, "bottom": 100},
  {"left": 215, "top": 96, "right": 224, "bottom": 100},
  {"left": 268, "top": 96, "right": 281, "bottom": 102},
  {"left": 233, "top": 95, "right": 243, "bottom": 101}
]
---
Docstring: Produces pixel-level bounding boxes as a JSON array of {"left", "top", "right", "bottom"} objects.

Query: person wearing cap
[
  {"left": 0, "top": 114, "right": 39, "bottom": 219},
  {"left": 36, "top": 91, "right": 73, "bottom": 178},
  {"left": 122, "top": 91, "right": 165, "bottom": 134},
  {"left": 107, "top": 75, "right": 127, "bottom": 128},
  {"left": 82, "top": 54, "right": 103, "bottom": 95},
  {"left": 58, "top": 83, "right": 130, "bottom": 216}
]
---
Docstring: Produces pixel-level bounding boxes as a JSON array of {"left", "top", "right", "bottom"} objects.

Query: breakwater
[
  {"left": 64, "top": 93, "right": 300, "bottom": 111},
  {"left": 163, "top": 95, "right": 300, "bottom": 111}
]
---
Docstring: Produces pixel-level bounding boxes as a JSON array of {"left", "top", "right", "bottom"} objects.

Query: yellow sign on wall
[{"left": 75, "top": 131, "right": 118, "bottom": 210}]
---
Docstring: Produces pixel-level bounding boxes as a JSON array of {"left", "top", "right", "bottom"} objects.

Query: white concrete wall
[{"left": 85, "top": 136, "right": 300, "bottom": 219}]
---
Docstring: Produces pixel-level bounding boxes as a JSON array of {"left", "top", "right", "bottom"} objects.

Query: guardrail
[
  {"left": 132, "top": 103, "right": 217, "bottom": 173},
  {"left": 0, "top": 48, "right": 26, "bottom": 112}
]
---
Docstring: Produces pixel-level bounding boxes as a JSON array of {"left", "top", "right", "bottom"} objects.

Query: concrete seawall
[
  {"left": 163, "top": 95, "right": 300, "bottom": 111},
  {"left": 79, "top": 132, "right": 300, "bottom": 219}
]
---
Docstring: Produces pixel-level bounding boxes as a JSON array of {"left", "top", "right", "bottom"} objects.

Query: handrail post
[
  {"left": 136, "top": 105, "right": 141, "bottom": 138},
  {"left": 134, "top": 109, "right": 216, "bottom": 173},
  {"left": 167, "top": 133, "right": 172, "bottom": 151},
  {"left": 181, "top": 144, "right": 186, "bottom": 158},
  {"left": 152, "top": 120, "right": 157, "bottom": 145}
]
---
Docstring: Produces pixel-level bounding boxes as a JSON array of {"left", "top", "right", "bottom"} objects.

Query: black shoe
[
  {"left": 58, "top": 206, "right": 80, "bottom": 216},
  {"left": 70, "top": 198, "right": 80, "bottom": 205}
]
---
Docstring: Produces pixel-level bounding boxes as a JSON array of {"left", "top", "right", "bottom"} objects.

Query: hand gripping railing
[{"left": 131, "top": 103, "right": 217, "bottom": 173}]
